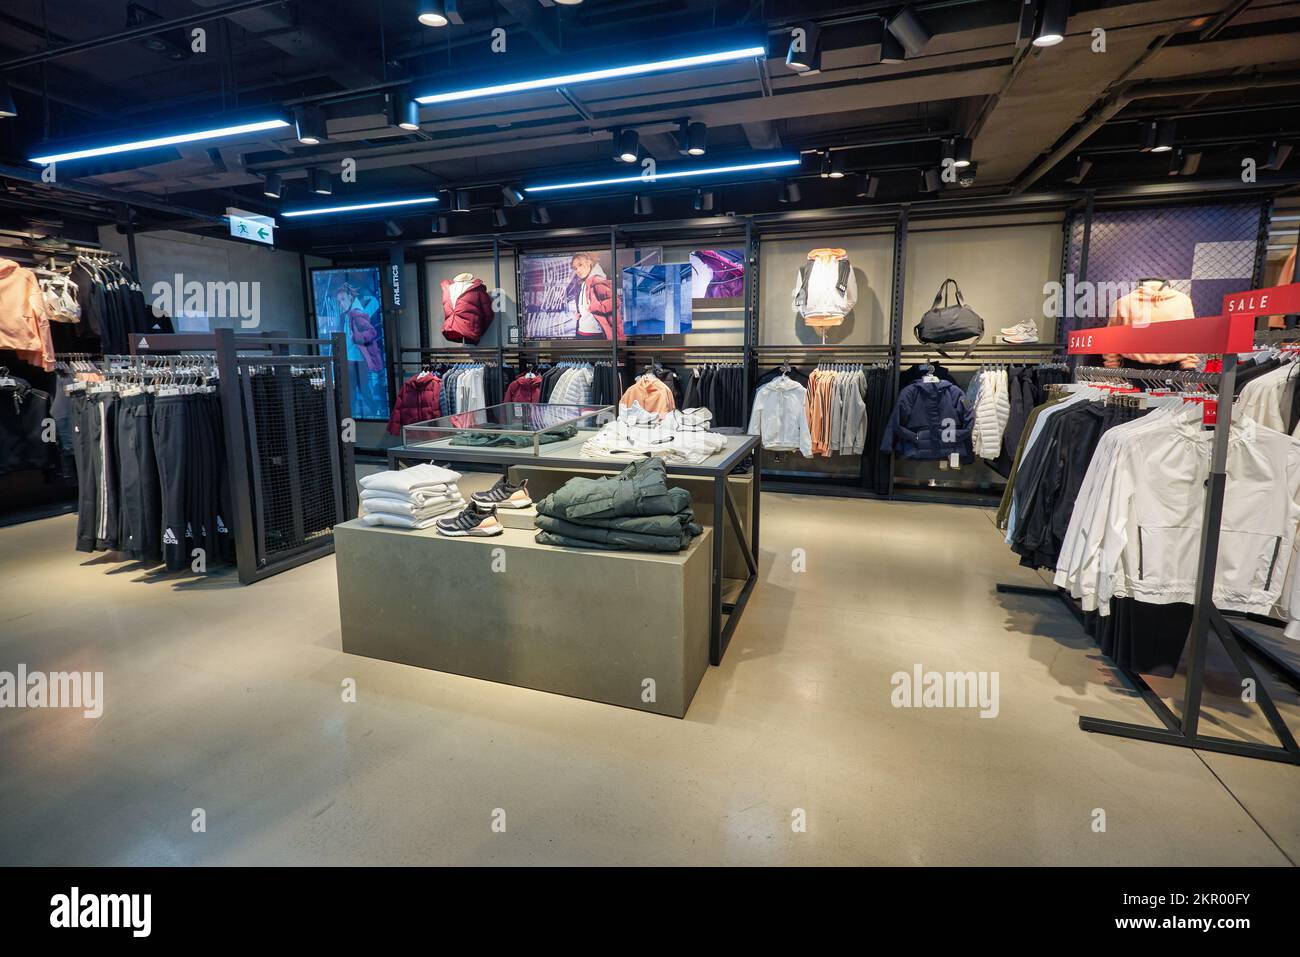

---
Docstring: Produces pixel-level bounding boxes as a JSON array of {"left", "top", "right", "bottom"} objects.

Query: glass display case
[{"left": 401, "top": 402, "right": 616, "bottom": 456}]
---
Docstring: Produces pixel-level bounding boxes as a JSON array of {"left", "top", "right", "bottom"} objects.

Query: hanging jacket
[
  {"left": 504, "top": 374, "right": 541, "bottom": 403},
  {"left": 387, "top": 373, "right": 443, "bottom": 435},
  {"left": 1102, "top": 285, "right": 1197, "bottom": 369},
  {"left": 971, "top": 368, "right": 1010, "bottom": 459},
  {"left": 792, "top": 248, "right": 858, "bottom": 322},
  {"left": 0, "top": 259, "right": 55, "bottom": 371},
  {"left": 880, "top": 379, "right": 974, "bottom": 461},
  {"left": 748, "top": 375, "right": 813, "bottom": 457},
  {"left": 441, "top": 274, "right": 495, "bottom": 345}
]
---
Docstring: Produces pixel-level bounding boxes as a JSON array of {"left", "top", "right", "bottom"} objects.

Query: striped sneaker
[
  {"left": 436, "top": 503, "right": 504, "bottom": 537},
  {"left": 471, "top": 477, "right": 532, "bottom": 510}
]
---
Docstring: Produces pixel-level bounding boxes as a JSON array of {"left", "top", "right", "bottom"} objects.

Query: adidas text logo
[{"left": 162, "top": 528, "right": 178, "bottom": 545}]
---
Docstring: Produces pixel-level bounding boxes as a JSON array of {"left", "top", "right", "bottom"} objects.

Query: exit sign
[{"left": 226, "top": 208, "right": 276, "bottom": 246}]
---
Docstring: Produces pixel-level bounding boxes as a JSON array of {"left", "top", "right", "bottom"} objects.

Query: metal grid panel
[{"left": 1065, "top": 202, "right": 1265, "bottom": 335}]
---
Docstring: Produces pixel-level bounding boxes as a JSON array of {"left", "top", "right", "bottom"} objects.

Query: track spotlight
[
  {"left": 1266, "top": 140, "right": 1294, "bottom": 171},
  {"left": 530, "top": 204, "right": 551, "bottom": 225},
  {"left": 693, "top": 188, "right": 715, "bottom": 211},
  {"left": 820, "top": 152, "right": 833, "bottom": 179},
  {"left": 863, "top": 18, "right": 906, "bottom": 64},
  {"left": 385, "top": 219, "right": 403, "bottom": 237},
  {"left": 0, "top": 79, "right": 16, "bottom": 119},
  {"left": 451, "top": 189, "right": 471, "bottom": 213},
  {"left": 386, "top": 92, "right": 422, "bottom": 131},
  {"left": 262, "top": 172, "right": 282, "bottom": 199},
  {"left": 830, "top": 153, "right": 846, "bottom": 178},
  {"left": 1033, "top": 0, "right": 1070, "bottom": 47},
  {"left": 887, "top": 6, "right": 932, "bottom": 57},
  {"left": 779, "top": 180, "right": 801, "bottom": 204},
  {"left": 921, "top": 167, "right": 941, "bottom": 193},
  {"left": 501, "top": 184, "right": 525, "bottom": 206},
  {"left": 678, "top": 120, "right": 707, "bottom": 156},
  {"left": 1064, "top": 155, "right": 1092, "bottom": 184},
  {"left": 1173, "top": 149, "right": 1202, "bottom": 176},
  {"left": 1142, "top": 119, "right": 1176, "bottom": 153},
  {"left": 308, "top": 168, "right": 332, "bottom": 195},
  {"left": 492, "top": 207, "right": 509, "bottom": 228},
  {"left": 855, "top": 173, "right": 878, "bottom": 199},
  {"left": 553, "top": 0, "right": 585, "bottom": 5},
  {"left": 294, "top": 106, "right": 326, "bottom": 145},
  {"left": 434, "top": 215, "right": 450, "bottom": 235},
  {"left": 633, "top": 194, "right": 654, "bottom": 216},
  {"left": 614, "top": 129, "right": 640, "bottom": 163},
  {"left": 953, "top": 137, "right": 972, "bottom": 168},
  {"left": 786, "top": 21, "right": 821, "bottom": 74},
  {"left": 417, "top": 1, "right": 448, "bottom": 27},
  {"left": 958, "top": 163, "right": 978, "bottom": 188}
]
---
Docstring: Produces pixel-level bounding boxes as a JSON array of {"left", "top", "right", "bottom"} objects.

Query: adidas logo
[
  {"left": 185, "top": 522, "right": 194, "bottom": 539},
  {"left": 216, "top": 515, "right": 228, "bottom": 533},
  {"left": 137, "top": 336, "right": 149, "bottom": 349},
  {"left": 163, "top": 528, "right": 178, "bottom": 545}
]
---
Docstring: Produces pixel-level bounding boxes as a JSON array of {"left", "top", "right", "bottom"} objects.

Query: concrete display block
[
  {"left": 334, "top": 520, "right": 712, "bottom": 717},
  {"left": 508, "top": 464, "right": 754, "bottom": 580},
  {"left": 494, "top": 505, "right": 538, "bottom": 530}
]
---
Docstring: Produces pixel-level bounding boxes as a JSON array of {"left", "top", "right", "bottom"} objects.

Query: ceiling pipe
[
  {"left": 0, "top": 0, "right": 286, "bottom": 71},
  {"left": 1012, "top": 71, "right": 1300, "bottom": 194}
]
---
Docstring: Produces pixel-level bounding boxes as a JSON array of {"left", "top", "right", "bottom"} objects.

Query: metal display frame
[{"left": 128, "top": 328, "right": 357, "bottom": 584}]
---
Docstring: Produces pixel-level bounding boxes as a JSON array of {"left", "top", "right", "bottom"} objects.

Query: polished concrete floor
[{"left": 1, "top": 480, "right": 1297, "bottom": 866}]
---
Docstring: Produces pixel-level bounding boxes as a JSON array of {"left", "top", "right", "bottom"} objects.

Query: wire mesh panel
[
  {"left": 243, "top": 363, "right": 344, "bottom": 567},
  {"left": 1063, "top": 202, "right": 1266, "bottom": 336}
]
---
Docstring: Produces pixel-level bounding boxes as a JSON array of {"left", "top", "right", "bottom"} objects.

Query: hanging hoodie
[
  {"left": 792, "top": 248, "right": 858, "bottom": 332},
  {"left": 441, "top": 273, "right": 495, "bottom": 345},
  {"left": 0, "top": 259, "right": 55, "bottom": 371},
  {"left": 1102, "top": 283, "right": 1196, "bottom": 369}
]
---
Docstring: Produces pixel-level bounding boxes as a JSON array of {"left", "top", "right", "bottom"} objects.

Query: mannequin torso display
[
  {"left": 793, "top": 248, "right": 858, "bottom": 339},
  {"left": 441, "top": 273, "right": 495, "bottom": 345}
]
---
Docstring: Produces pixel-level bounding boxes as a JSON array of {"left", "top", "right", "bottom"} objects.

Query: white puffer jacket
[
  {"left": 792, "top": 251, "right": 858, "bottom": 319},
  {"left": 971, "top": 369, "right": 1009, "bottom": 460}
]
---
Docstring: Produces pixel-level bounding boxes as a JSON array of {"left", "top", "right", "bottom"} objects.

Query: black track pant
[
  {"left": 151, "top": 395, "right": 190, "bottom": 570},
  {"left": 116, "top": 393, "right": 162, "bottom": 564}
]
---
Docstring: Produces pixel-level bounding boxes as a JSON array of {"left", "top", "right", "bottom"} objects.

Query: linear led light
[
  {"left": 29, "top": 118, "right": 290, "bottom": 165},
  {"left": 415, "top": 45, "right": 767, "bottom": 105},
  {"left": 282, "top": 196, "right": 441, "bottom": 218},
  {"left": 524, "top": 157, "right": 799, "bottom": 193}
]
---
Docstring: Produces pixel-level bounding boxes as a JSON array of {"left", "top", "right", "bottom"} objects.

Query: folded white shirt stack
[
  {"left": 580, "top": 402, "right": 729, "bottom": 465},
  {"left": 357, "top": 464, "right": 465, "bottom": 529}
]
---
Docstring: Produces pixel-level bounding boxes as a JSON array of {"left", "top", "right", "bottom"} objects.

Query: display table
[
  {"left": 335, "top": 520, "right": 712, "bottom": 717},
  {"left": 385, "top": 432, "right": 760, "bottom": 665}
]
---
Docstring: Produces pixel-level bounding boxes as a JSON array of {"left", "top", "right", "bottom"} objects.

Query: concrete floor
[{"left": 1, "top": 480, "right": 1297, "bottom": 866}]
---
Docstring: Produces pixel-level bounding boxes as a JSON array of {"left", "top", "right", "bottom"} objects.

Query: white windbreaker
[
  {"left": 792, "top": 253, "right": 858, "bottom": 319},
  {"left": 1055, "top": 407, "right": 1300, "bottom": 618}
]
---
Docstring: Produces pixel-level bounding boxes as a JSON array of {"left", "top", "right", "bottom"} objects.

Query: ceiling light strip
[
  {"left": 282, "top": 196, "right": 441, "bottom": 217},
  {"left": 524, "top": 157, "right": 800, "bottom": 193},
  {"left": 415, "top": 45, "right": 767, "bottom": 105},
  {"left": 30, "top": 118, "right": 290, "bottom": 165}
]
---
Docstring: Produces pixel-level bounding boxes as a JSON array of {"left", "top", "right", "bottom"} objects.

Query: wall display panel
[
  {"left": 424, "top": 254, "right": 516, "bottom": 348},
  {"left": 310, "top": 266, "right": 391, "bottom": 421},
  {"left": 758, "top": 232, "right": 893, "bottom": 346},
  {"left": 901, "top": 220, "right": 1063, "bottom": 347},
  {"left": 519, "top": 247, "right": 659, "bottom": 340},
  {"left": 1063, "top": 202, "right": 1265, "bottom": 335}
]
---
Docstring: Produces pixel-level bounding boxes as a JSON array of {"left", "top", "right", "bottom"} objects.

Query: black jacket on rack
[{"left": 71, "top": 260, "right": 173, "bottom": 355}]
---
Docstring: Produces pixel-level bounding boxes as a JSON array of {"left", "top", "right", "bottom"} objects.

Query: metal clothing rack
[
  {"left": 128, "top": 329, "right": 357, "bottom": 585},
  {"left": 999, "top": 291, "right": 1300, "bottom": 765}
]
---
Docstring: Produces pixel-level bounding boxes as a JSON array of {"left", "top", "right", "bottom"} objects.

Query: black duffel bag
[{"left": 914, "top": 278, "right": 984, "bottom": 357}]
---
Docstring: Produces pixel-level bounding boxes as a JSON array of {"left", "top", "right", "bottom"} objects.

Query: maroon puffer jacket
[
  {"left": 386, "top": 373, "right": 443, "bottom": 435},
  {"left": 348, "top": 310, "right": 386, "bottom": 372},
  {"left": 441, "top": 277, "right": 495, "bottom": 344}
]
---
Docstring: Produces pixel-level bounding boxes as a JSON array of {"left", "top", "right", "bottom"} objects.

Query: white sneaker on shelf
[{"left": 1000, "top": 319, "right": 1039, "bottom": 343}]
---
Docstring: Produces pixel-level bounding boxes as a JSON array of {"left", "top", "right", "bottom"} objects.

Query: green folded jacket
[
  {"left": 450, "top": 424, "right": 577, "bottom": 448},
  {"left": 536, "top": 457, "right": 693, "bottom": 520},
  {"left": 533, "top": 512, "right": 701, "bottom": 551}
]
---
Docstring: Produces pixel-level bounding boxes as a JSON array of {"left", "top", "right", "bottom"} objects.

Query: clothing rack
[
  {"left": 1073, "top": 365, "right": 1221, "bottom": 387},
  {"left": 127, "top": 329, "right": 357, "bottom": 584},
  {"left": 999, "top": 289, "right": 1300, "bottom": 764}
]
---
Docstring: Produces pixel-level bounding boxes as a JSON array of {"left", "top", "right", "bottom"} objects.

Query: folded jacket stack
[
  {"left": 533, "top": 457, "right": 702, "bottom": 552},
  {"left": 358, "top": 463, "right": 465, "bottom": 529}
]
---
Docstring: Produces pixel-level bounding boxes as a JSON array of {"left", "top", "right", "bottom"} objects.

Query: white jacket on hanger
[
  {"left": 971, "top": 369, "right": 1009, "bottom": 459},
  {"left": 748, "top": 375, "right": 813, "bottom": 457}
]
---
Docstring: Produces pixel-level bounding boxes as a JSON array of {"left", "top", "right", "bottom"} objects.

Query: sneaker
[
  {"left": 1002, "top": 328, "right": 1041, "bottom": 344},
  {"left": 1000, "top": 319, "right": 1039, "bottom": 338},
  {"left": 436, "top": 503, "right": 504, "bottom": 537},
  {"left": 471, "top": 477, "right": 532, "bottom": 510}
]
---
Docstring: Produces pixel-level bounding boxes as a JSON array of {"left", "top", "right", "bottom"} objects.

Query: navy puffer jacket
[{"left": 880, "top": 379, "right": 974, "bottom": 461}]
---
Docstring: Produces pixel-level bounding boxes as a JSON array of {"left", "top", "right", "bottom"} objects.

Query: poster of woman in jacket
[
  {"left": 310, "top": 266, "right": 391, "bottom": 421},
  {"left": 519, "top": 248, "right": 659, "bottom": 340}
]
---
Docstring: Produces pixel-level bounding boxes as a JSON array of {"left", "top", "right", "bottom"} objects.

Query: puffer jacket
[
  {"left": 881, "top": 379, "right": 974, "bottom": 461},
  {"left": 348, "top": 310, "right": 385, "bottom": 372},
  {"left": 441, "top": 275, "right": 494, "bottom": 344},
  {"left": 792, "top": 249, "right": 858, "bottom": 320},
  {"left": 386, "top": 373, "right": 443, "bottom": 435},
  {"left": 971, "top": 369, "right": 1010, "bottom": 460}
]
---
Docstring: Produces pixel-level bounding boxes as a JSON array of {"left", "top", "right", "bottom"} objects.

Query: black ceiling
[{"left": 0, "top": 0, "right": 1298, "bottom": 251}]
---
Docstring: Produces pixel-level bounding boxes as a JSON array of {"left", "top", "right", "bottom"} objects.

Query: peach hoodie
[
  {"left": 0, "top": 259, "right": 55, "bottom": 372},
  {"left": 1102, "top": 284, "right": 1197, "bottom": 369}
]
